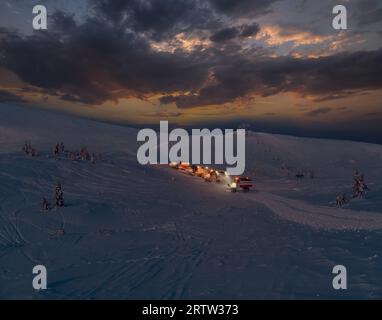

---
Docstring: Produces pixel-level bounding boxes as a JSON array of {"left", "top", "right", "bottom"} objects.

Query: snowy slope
[{"left": 0, "top": 103, "right": 382, "bottom": 299}]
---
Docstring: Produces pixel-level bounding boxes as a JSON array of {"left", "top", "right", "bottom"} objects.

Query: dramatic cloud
[
  {"left": 0, "top": 14, "right": 210, "bottom": 104},
  {"left": 208, "top": 0, "right": 281, "bottom": 17},
  {"left": 0, "top": 89, "right": 24, "bottom": 103},
  {"left": 357, "top": 8, "right": 382, "bottom": 26},
  {"left": 210, "top": 23, "right": 260, "bottom": 42},
  {"left": 355, "top": 0, "right": 382, "bottom": 26},
  {"left": 259, "top": 25, "right": 330, "bottom": 47},
  {"left": 0, "top": 0, "right": 382, "bottom": 109},
  {"left": 306, "top": 107, "right": 332, "bottom": 117},
  {"left": 161, "top": 49, "right": 382, "bottom": 108},
  {"left": 90, "top": 0, "right": 215, "bottom": 40}
]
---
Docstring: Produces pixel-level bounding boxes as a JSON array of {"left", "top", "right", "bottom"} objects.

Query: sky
[{"left": 0, "top": 0, "right": 381, "bottom": 143}]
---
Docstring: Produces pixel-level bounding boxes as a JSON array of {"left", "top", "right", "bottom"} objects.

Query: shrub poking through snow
[
  {"left": 22, "top": 142, "right": 36, "bottom": 156},
  {"left": 40, "top": 197, "right": 50, "bottom": 212}
]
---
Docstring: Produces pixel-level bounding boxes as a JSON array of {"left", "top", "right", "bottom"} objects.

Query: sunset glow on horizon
[{"left": 0, "top": 0, "right": 381, "bottom": 142}]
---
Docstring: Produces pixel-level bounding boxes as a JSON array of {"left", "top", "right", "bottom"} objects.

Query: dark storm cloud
[
  {"left": 163, "top": 49, "right": 382, "bottom": 108},
  {"left": 90, "top": 0, "right": 216, "bottom": 40},
  {"left": 0, "top": 0, "right": 382, "bottom": 108},
  {"left": 0, "top": 15, "right": 210, "bottom": 104},
  {"left": 210, "top": 23, "right": 260, "bottom": 42},
  {"left": 50, "top": 10, "right": 77, "bottom": 31},
  {"left": 89, "top": 0, "right": 274, "bottom": 37},
  {"left": 357, "top": 8, "right": 382, "bottom": 26},
  {"left": 208, "top": 0, "right": 281, "bottom": 16},
  {"left": 354, "top": 0, "right": 382, "bottom": 27},
  {"left": 210, "top": 27, "right": 238, "bottom": 43}
]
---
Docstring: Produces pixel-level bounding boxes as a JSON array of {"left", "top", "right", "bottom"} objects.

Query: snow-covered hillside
[{"left": 0, "top": 103, "right": 382, "bottom": 299}]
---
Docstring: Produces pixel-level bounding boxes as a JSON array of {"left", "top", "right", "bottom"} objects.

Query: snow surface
[{"left": 0, "top": 103, "right": 382, "bottom": 299}]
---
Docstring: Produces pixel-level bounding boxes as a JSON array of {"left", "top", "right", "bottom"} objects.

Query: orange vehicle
[
  {"left": 203, "top": 169, "right": 218, "bottom": 182},
  {"left": 195, "top": 166, "right": 209, "bottom": 178},
  {"left": 177, "top": 162, "right": 195, "bottom": 175},
  {"left": 194, "top": 166, "right": 203, "bottom": 177},
  {"left": 169, "top": 162, "right": 179, "bottom": 169},
  {"left": 178, "top": 162, "right": 190, "bottom": 170}
]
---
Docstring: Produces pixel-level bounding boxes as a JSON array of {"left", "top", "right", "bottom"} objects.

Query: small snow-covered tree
[
  {"left": 352, "top": 171, "right": 369, "bottom": 198},
  {"left": 55, "top": 183, "right": 64, "bottom": 207}
]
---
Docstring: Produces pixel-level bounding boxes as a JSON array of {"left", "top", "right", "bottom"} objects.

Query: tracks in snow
[
  {"left": 242, "top": 191, "right": 382, "bottom": 231},
  {"left": 0, "top": 209, "right": 26, "bottom": 248}
]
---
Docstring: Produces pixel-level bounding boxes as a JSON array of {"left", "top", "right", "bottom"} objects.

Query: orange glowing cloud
[
  {"left": 150, "top": 33, "right": 212, "bottom": 53},
  {"left": 258, "top": 25, "right": 330, "bottom": 47}
]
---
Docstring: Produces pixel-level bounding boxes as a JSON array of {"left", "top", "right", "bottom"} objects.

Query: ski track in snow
[
  {"left": 1, "top": 103, "right": 382, "bottom": 299},
  {"left": 241, "top": 191, "right": 382, "bottom": 231}
]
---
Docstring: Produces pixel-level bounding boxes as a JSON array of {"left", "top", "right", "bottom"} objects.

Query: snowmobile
[
  {"left": 228, "top": 176, "right": 253, "bottom": 192},
  {"left": 215, "top": 170, "right": 228, "bottom": 183},
  {"left": 184, "top": 167, "right": 195, "bottom": 176},
  {"left": 195, "top": 166, "right": 209, "bottom": 177},
  {"left": 178, "top": 162, "right": 195, "bottom": 175},
  {"left": 203, "top": 169, "right": 219, "bottom": 182},
  {"left": 228, "top": 181, "right": 238, "bottom": 193}
]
